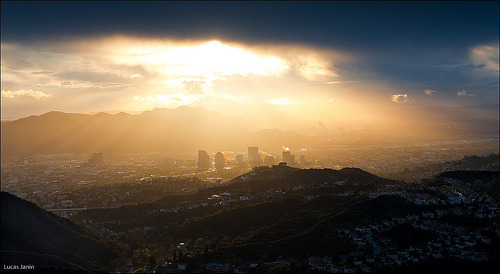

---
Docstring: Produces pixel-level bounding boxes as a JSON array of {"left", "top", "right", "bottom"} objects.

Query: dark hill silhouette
[
  {"left": 72, "top": 167, "right": 401, "bottom": 242},
  {"left": 183, "top": 195, "right": 418, "bottom": 261},
  {"left": 0, "top": 192, "right": 122, "bottom": 271},
  {"left": 431, "top": 170, "right": 500, "bottom": 199},
  {"left": 436, "top": 170, "right": 498, "bottom": 183},
  {"left": 285, "top": 167, "right": 400, "bottom": 186},
  {"left": 152, "top": 166, "right": 398, "bottom": 205},
  {"left": 1, "top": 106, "right": 312, "bottom": 156}
]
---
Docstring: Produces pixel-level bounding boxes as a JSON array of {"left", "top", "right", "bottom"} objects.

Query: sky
[{"left": 1, "top": 1, "right": 499, "bottom": 126}]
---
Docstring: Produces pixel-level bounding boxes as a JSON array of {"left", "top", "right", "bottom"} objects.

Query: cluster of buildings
[
  {"left": 196, "top": 146, "right": 305, "bottom": 171},
  {"left": 0, "top": 153, "right": 211, "bottom": 212},
  {"left": 1, "top": 148, "right": 307, "bottom": 215}
]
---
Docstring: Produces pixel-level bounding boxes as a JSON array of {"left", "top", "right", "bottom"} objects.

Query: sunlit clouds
[
  {"left": 457, "top": 90, "right": 474, "bottom": 97},
  {"left": 1, "top": 34, "right": 498, "bottom": 127},
  {"left": 470, "top": 44, "right": 499, "bottom": 72},
  {"left": 134, "top": 93, "right": 203, "bottom": 106},
  {"left": 424, "top": 89, "right": 437, "bottom": 96},
  {"left": 1, "top": 89, "right": 52, "bottom": 99},
  {"left": 390, "top": 94, "right": 409, "bottom": 103},
  {"left": 112, "top": 40, "right": 290, "bottom": 96},
  {"left": 130, "top": 73, "right": 143, "bottom": 79},
  {"left": 295, "top": 55, "right": 337, "bottom": 81},
  {"left": 1, "top": 36, "right": 352, "bottom": 120},
  {"left": 266, "top": 97, "right": 294, "bottom": 105},
  {"left": 323, "top": 81, "right": 358, "bottom": 85}
]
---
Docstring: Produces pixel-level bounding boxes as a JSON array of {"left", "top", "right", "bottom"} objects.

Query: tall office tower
[
  {"left": 282, "top": 151, "right": 295, "bottom": 165},
  {"left": 299, "top": 155, "right": 308, "bottom": 167},
  {"left": 248, "top": 146, "right": 261, "bottom": 166},
  {"left": 197, "top": 150, "right": 211, "bottom": 170},
  {"left": 214, "top": 151, "right": 225, "bottom": 170},
  {"left": 264, "top": 155, "right": 275, "bottom": 166},
  {"left": 235, "top": 154, "right": 245, "bottom": 167}
]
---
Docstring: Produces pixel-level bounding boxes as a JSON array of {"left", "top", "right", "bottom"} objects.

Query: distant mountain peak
[
  {"left": 176, "top": 105, "right": 192, "bottom": 110},
  {"left": 41, "top": 111, "right": 65, "bottom": 116}
]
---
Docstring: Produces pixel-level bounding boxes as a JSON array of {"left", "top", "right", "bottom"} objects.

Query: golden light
[
  {"left": 3, "top": 36, "right": 357, "bottom": 124},
  {"left": 134, "top": 93, "right": 203, "bottom": 106},
  {"left": 113, "top": 40, "right": 289, "bottom": 80},
  {"left": 129, "top": 73, "right": 143, "bottom": 79},
  {"left": 266, "top": 97, "right": 294, "bottom": 105}
]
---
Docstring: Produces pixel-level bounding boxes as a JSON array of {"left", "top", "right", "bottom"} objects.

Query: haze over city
[{"left": 1, "top": 2, "right": 499, "bottom": 273}]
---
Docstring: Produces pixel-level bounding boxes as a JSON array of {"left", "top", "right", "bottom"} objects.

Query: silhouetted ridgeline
[
  {"left": 0, "top": 192, "right": 123, "bottom": 271},
  {"left": 0, "top": 106, "right": 311, "bottom": 156}
]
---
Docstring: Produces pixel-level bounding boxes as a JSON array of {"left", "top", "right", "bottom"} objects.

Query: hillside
[
  {"left": 0, "top": 192, "right": 122, "bottom": 271},
  {"left": 71, "top": 167, "right": 403, "bottom": 259},
  {"left": 68, "top": 166, "right": 500, "bottom": 271},
  {"left": 0, "top": 106, "right": 312, "bottom": 156},
  {"left": 427, "top": 170, "right": 500, "bottom": 199}
]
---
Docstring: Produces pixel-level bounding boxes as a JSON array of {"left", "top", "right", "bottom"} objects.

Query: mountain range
[{"left": 1, "top": 106, "right": 311, "bottom": 156}]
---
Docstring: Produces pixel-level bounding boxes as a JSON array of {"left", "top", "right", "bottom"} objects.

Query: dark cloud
[{"left": 2, "top": 2, "right": 498, "bottom": 52}]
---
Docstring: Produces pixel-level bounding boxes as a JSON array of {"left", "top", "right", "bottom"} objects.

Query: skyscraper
[
  {"left": 248, "top": 146, "right": 260, "bottom": 166},
  {"left": 299, "top": 155, "right": 307, "bottom": 167},
  {"left": 197, "top": 150, "right": 211, "bottom": 170},
  {"left": 214, "top": 151, "right": 225, "bottom": 170},
  {"left": 282, "top": 151, "right": 295, "bottom": 165}
]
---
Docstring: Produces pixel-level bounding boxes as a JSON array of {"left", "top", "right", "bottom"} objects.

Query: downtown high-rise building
[
  {"left": 248, "top": 146, "right": 260, "bottom": 166},
  {"left": 282, "top": 151, "right": 295, "bottom": 165},
  {"left": 214, "top": 151, "right": 225, "bottom": 170},
  {"left": 197, "top": 150, "right": 211, "bottom": 170}
]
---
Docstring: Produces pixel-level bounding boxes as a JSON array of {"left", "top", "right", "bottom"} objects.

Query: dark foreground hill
[
  {"left": 0, "top": 192, "right": 123, "bottom": 271},
  {"left": 76, "top": 166, "right": 401, "bottom": 227},
  {"left": 72, "top": 167, "right": 406, "bottom": 261},
  {"left": 429, "top": 170, "right": 500, "bottom": 199},
  {"left": 70, "top": 167, "right": 500, "bottom": 272},
  {"left": 152, "top": 166, "right": 401, "bottom": 204}
]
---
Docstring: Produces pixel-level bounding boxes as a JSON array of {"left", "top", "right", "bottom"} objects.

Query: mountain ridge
[{"left": 1, "top": 106, "right": 312, "bottom": 156}]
